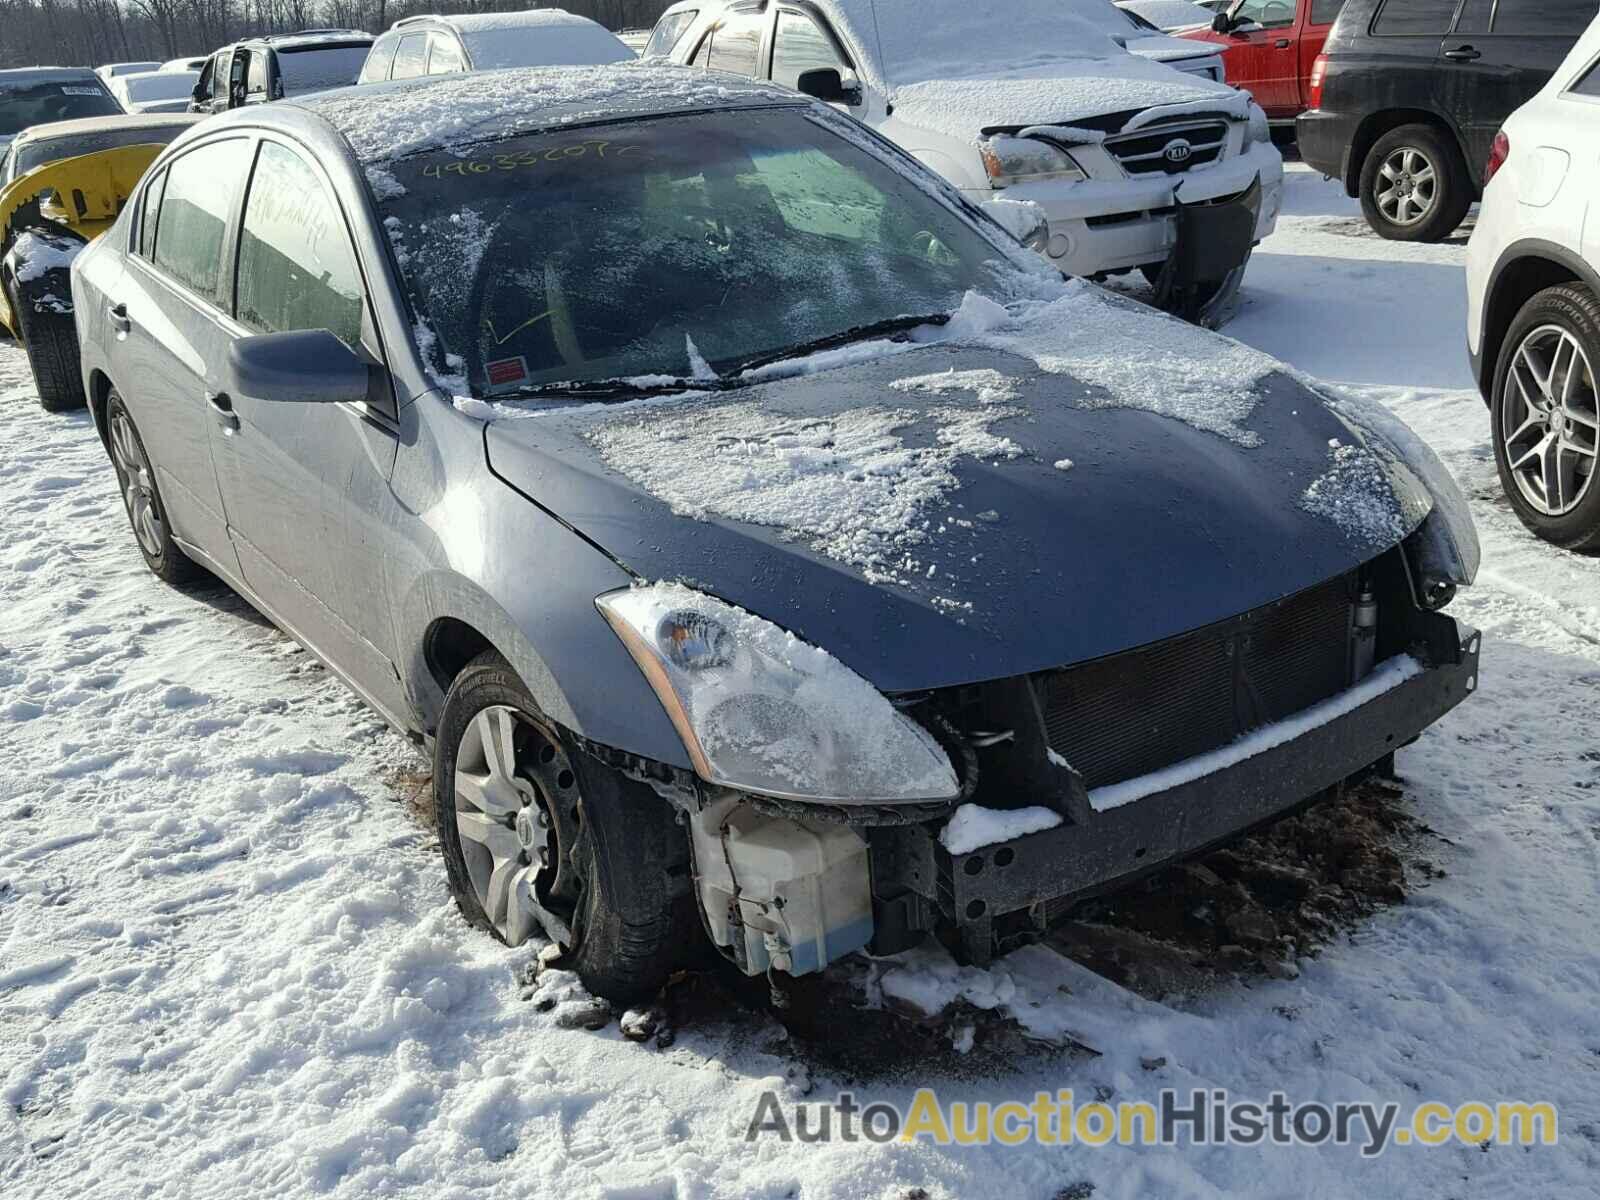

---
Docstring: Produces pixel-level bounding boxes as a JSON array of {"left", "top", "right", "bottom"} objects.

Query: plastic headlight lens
[
  {"left": 1245, "top": 102, "right": 1271, "bottom": 146},
  {"left": 981, "top": 135, "right": 1086, "bottom": 189},
  {"left": 597, "top": 583, "right": 960, "bottom": 804}
]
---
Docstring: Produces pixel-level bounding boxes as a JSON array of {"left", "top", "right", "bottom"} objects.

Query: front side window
[
  {"left": 359, "top": 38, "right": 398, "bottom": 84},
  {"left": 705, "top": 10, "right": 765, "bottom": 76},
  {"left": 427, "top": 34, "right": 465, "bottom": 75},
  {"left": 234, "top": 141, "right": 365, "bottom": 347},
  {"left": 391, "top": 35, "right": 429, "bottom": 81},
  {"left": 644, "top": 9, "right": 699, "bottom": 57},
  {"left": 375, "top": 108, "right": 1031, "bottom": 398},
  {"left": 1231, "top": 0, "right": 1298, "bottom": 28},
  {"left": 1372, "top": 0, "right": 1462, "bottom": 35},
  {"left": 247, "top": 51, "right": 268, "bottom": 95},
  {"left": 1571, "top": 57, "right": 1600, "bottom": 95},
  {"left": 1492, "top": 0, "right": 1596, "bottom": 36},
  {"left": 771, "top": 10, "right": 850, "bottom": 89},
  {"left": 229, "top": 51, "right": 249, "bottom": 105},
  {"left": 151, "top": 138, "right": 253, "bottom": 306}
]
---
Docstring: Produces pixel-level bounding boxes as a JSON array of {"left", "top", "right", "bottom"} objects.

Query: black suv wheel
[{"left": 1359, "top": 124, "right": 1472, "bottom": 243}]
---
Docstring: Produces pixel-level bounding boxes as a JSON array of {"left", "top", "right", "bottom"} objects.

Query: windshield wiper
[
  {"left": 727, "top": 313, "right": 951, "bottom": 376},
  {"left": 508, "top": 376, "right": 733, "bottom": 402}
]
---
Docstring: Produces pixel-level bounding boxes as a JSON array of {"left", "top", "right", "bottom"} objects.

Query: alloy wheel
[
  {"left": 109, "top": 408, "right": 164, "bottom": 556},
  {"left": 1500, "top": 323, "right": 1599, "bottom": 516},
  {"left": 1374, "top": 146, "right": 1437, "bottom": 227},
  {"left": 452, "top": 705, "right": 583, "bottom": 946}
]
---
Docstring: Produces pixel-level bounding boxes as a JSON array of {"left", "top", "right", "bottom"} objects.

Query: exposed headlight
[
  {"left": 981, "top": 135, "right": 1087, "bottom": 189},
  {"left": 597, "top": 583, "right": 960, "bottom": 804},
  {"left": 1245, "top": 102, "right": 1271, "bottom": 147}
]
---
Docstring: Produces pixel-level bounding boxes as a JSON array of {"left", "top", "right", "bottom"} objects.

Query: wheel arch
[
  {"left": 87, "top": 368, "right": 114, "bottom": 446},
  {"left": 1345, "top": 108, "right": 1467, "bottom": 197},
  {"left": 1479, "top": 242, "right": 1599, "bottom": 402}
]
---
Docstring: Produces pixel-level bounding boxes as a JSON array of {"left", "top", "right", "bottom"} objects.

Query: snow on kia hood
[
  {"left": 889, "top": 57, "right": 1245, "bottom": 144},
  {"left": 479, "top": 288, "right": 1437, "bottom": 693}
]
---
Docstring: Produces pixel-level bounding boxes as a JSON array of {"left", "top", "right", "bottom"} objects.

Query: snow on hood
[
  {"left": 890, "top": 58, "right": 1243, "bottom": 144},
  {"left": 1125, "top": 32, "right": 1222, "bottom": 62}
]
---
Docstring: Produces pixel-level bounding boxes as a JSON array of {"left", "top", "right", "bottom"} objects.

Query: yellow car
[{"left": 0, "top": 113, "right": 199, "bottom": 410}]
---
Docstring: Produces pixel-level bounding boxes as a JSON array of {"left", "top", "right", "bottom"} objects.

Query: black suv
[
  {"left": 1297, "top": 0, "right": 1594, "bottom": 241},
  {"left": 189, "top": 30, "right": 373, "bottom": 114}
]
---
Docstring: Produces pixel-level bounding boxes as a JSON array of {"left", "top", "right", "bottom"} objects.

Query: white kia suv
[{"left": 1466, "top": 13, "right": 1600, "bottom": 550}]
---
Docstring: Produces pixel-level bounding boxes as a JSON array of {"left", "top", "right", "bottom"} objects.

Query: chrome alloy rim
[
  {"left": 1375, "top": 146, "right": 1437, "bottom": 227},
  {"left": 109, "top": 408, "right": 163, "bottom": 556},
  {"left": 1501, "top": 323, "right": 1598, "bottom": 516},
  {"left": 453, "top": 705, "right": 581, "bottom": 946}
]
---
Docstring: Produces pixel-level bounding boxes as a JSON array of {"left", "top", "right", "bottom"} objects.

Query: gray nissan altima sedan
[{"left": 71, "top": 65, "right": 1481, "bottom": 1003}]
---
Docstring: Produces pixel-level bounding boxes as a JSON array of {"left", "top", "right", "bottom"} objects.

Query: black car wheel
[
  {"left": 1359, "top": 125, "right": 1472, "bottom": 243},
  {"left": 434, "top": 651, "right": 697, "bottom": 1003},
  {"left": 105, "top": 391, "right": 203, "bottom": 584},
  {"left": 15, "top": 298, "right": 87, "bottom": 412},
  {"left": 1490, "top": 284, "right": 1600, "bottom": 551}
]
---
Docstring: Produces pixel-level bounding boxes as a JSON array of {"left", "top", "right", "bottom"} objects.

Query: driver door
[{"left": 1221, "top": 0, "right": 1303, "bottom": 117}]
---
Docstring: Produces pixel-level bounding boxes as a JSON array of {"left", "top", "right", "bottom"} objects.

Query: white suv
[
  {"left": 1466, "top": 14, "right": 1600, "bottom": 550},
  {"left": 648, "top": 0, "right": 1282, "bottom": 309}
]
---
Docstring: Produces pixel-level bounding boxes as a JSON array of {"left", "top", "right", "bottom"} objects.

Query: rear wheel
[
  {"left": 15, "top": 298, "right": 85, "bottom": 412},
  {"left": 1358, "top": 124, "right": 1472, "bottom": 243},
  {"left": 434, "top": 651, "right": 698, "bottom": 1003},
  {"left": 1490, "top": 284, "right": 1600, "bottom": 551},
  {"left": 106, "top": 391, "right": 203, "bottom": 584}
]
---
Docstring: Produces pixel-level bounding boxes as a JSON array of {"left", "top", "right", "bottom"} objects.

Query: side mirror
[
  {"left": 227, "top": 329, "right": 371, "bottom": 406},
  {"left": 1211, "top": 11, "right": 1232, "bottom": 32},
  {"left": 796, "top": 67, "right": 862, "bottom": 106}
]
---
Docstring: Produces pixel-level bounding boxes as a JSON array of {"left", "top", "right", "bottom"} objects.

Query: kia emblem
[{"left": 1163, "top": 138, "right": 1193, "bottom": 166}]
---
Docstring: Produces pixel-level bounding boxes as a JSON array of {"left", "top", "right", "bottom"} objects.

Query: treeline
[{"left": 0, "top": 0, "right": 674, "bottom": 69}]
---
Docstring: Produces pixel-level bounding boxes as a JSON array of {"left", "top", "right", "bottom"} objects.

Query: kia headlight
[
  {"left": 598, "top": 583, "right": 960, "bottom": 804},
  {"left": 981, "top": 135, "right": 1086, "bottom": 189},
  {"left": 1245, "top": 101, "right": 1271, "bottom": 146}
]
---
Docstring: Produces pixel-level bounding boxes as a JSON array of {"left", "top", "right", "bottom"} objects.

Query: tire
[
  {"left": 1358, "top": 124, "right": 1472, "bottom": 243},
  {"left": 434, "top": 651, "right": 697, "bottom": 1003},
  {"left": 14, "top": 298, "right": 86, "bottom": 412},
  {"left": 105, "top": 391, "right": 204, "bottom": 584},
  {"left": 1489, "top": 283, "right": 1600, "bottom": 551}
]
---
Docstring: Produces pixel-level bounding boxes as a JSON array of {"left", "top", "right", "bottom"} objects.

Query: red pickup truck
[{"left": 1178, "top": 0, "right": 1346, "bottom": 122}]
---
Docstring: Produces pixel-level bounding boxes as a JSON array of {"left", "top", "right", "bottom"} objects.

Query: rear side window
[
  {"left": 151, "top": 139, "right": 253, "bottom": 306},
  {"left": 247, "top": 52, "right": 268, "bottom": 96},
  {"left": 391, "top": 34, "right": 429, "bottom": 80},
  {"left": 1310, "top": 0, "right": 1346, "bottom": 23},
  {"left": 234, "top": 141, "right": 365, "bottom": 347},
  {"left": 705, "top": 10, "right": 765, "bottom": 75},
  {"left": 645, "top": 9, "right": 698, "bottom": 57},
  {"left": 427, "top": 33, "right": 465, "bottom": 75},
  {"left": 138, "top": 167, "right": 166, "bottom": 258},
  {"left": 359, "top": 38, "right": 397, "bottom": 83},
  {"left": 1371, "top": 0, "right": 1462, "bottom": 35},
  {"left": 1491, "top": 0, "right": 1596, "bottom": 36}
]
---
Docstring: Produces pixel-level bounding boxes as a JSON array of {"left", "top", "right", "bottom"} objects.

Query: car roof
[
  {"left": 10, "top": 112, "right": 204, "bottom": 146},
  {"left": 393, "top": 8, "right": 605, "bottom": 35},
  {"left": 281, "top": 62, "right": 807, "bottom": 163},
  {"left": 231, "top": 28, "right": 374, "bottom": 51},
  {"left": 0, "top": 67, "right": 105, "bottom": 88}
]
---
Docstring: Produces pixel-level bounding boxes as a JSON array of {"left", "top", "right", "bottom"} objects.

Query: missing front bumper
[{"left": 870, "top": 628, "right": 1481, "bottom": 965}]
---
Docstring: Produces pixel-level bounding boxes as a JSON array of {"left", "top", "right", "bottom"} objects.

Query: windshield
[
  {"left": 276, "top": 45, "right": 371, "bottom": 94},
  {"left": 122, "top": 73, "right": 197, "bottom": 103},
  {"left": 0, "top": 81, "right": 122, "bottom": 136},
  {"left": 12, "top": 125, "right": 186, "bottom": 178},
  {"left": 376, "top": 107, "right": 1029, "bottom": 397},
  {"left": 856, "top": 0, "right": 1125, "bottom": 83},
  {"left": 462, "top": 26, "right": 635, "bottom": 70}
]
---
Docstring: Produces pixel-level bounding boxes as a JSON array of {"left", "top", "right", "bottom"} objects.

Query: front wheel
[
  {"left": 1490, "top": 284, "right": 1600, "bottom": 551},
  {"left": 434, "top": 651, "right": 698, "bottom": 1003},
  {"left": 1358, "top": 124, "right": 1472, "bottom": 243}
]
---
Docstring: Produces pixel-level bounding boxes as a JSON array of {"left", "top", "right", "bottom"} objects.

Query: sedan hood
[
  {"left": 483, "top": 328, "right": 1432, "bottom": 694},
  {"left": 1124, "top": 33, "right": 1223, "bottom": 66},
  {"left": 888, "top": 56, "right": 1246, "bottom": 141}
]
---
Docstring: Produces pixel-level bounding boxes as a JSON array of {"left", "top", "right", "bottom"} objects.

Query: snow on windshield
[
  {"left": 456, "top": 14, "right": 635, "bottom": 70},
  {"left": 589, "top": 380, "right": 1024, "bottom": 588}
]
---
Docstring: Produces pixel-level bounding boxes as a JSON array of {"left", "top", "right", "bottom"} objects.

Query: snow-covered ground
[{"left": 3, "top": 163, "right": 1600, "bottom": 1198}]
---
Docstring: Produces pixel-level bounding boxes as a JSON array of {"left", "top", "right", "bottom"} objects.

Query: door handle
[
  {"left": 1274, "top": 37, "right": 1291, "bottom": 47},
  {"left": 207, "top": 390, "right": 240, "bottom": 433},
  {"left": 107, "top": 302, "right": 131, "bottom": 334},
  {"left": 1443, "top": 46, "right": 1482, "bottom": 61}
]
